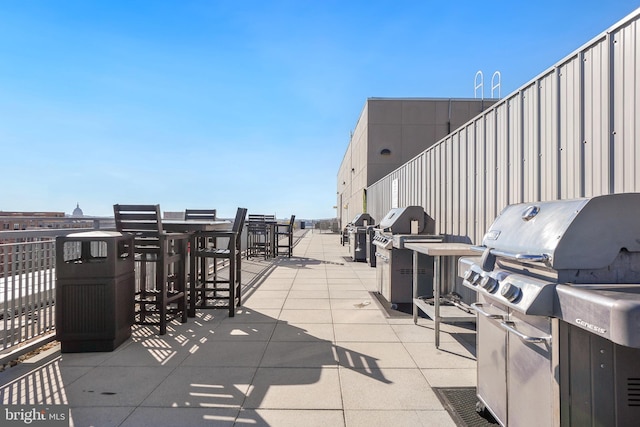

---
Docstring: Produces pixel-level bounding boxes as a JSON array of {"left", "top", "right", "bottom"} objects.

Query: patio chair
[
  {"left": 246, "top": 214, "right": 275, "bottom": 259},
  {"left": 275, "top": 215, "right": 295, "bottom": 257},
  {"left": 185, "top": 209, "right": 217, "bottom": 315},
  {"left": 341, "top": 225, "right": 350, "bottom": 246},
  {"left": 113, "top": 204, "right": 189, "bottom": 335},
  {"left": 189, "top": 207, "right": 247, "bottom": 317}
]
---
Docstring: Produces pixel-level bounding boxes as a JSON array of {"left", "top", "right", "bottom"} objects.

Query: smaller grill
[
  {"left": 346, "top": 214, "right": 374, "bottom": 262},
  {"left": 373, "top": 206, "right": 441, "bottom": 250},
  {"left": 373, "top": 206, "right": 442, "bottom": 304}
]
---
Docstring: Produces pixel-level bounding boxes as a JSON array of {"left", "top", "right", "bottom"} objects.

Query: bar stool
[
  {"left": 185, "top": 209, "right": 217, "bottom": 314},
  {"left": 189, "top": 207, "right": 247, "bottom": 317},
  {"left": 247, "top": 215, "right": 266, "bottom": 259},
  {"left": 113, "top": 204, "right": 189, "bottom": 335},
  {"left": 275, "top": 215, "right": 295, "bottom": 257},
  {"left": 247, "top": 214, "right": 275, "bottom": 259}
]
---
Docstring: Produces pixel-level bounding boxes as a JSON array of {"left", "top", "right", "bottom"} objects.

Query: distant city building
[
  {"left": 0, "top": 210, "right": 92, "bottom": 231},
  {"left": 0, "top": 211, "right": 65, "bottom": 231},
  {"left": 72, "top": 203, "right": 84, "bottom": 217},
  {"left": 0, "top": 210, "right": 96, "bottom": 273}
]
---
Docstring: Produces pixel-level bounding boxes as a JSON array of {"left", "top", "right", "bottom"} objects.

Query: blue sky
[{"left": 1, "top": 1, "right": 637, "bottom": 219}]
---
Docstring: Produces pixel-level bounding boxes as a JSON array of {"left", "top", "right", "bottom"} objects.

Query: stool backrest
[
  {"left": 247, "top": 214, "right": 268, "bottom": 233},
  {"left": 232, "top": 207, "right": 248, "bottom": 247},
  {"left": 113, "top": 204, "right": 163, "bottom": 255},
  {"left": 185, "top": 209, "right": 217, "bottom": 221}
]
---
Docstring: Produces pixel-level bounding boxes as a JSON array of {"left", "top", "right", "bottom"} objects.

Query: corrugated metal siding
[
  {"left": 457, "top": 128, "right": 468, "bottom": 239},
  {"left": 506, "top": 95, "right": 522, "bottom": 205},
  {"left": 522, "top": 83, "right": 540, "bottom": 202},
  {"left": 539, "top": 70, "right": 559, "bottom": 201},
  {"left": 495, "top": 102, "right": 509, "bottom": 212},
  {"left": 558, "top": 55, "right": 582, "bottom": 199},
  {"left": 612, "top": 18, "right": 640, "bottom": 193},
  {"left": 444, "top": 137, "right": 453, "bottom": 235},
  {"left": 583, "top": 37, "right": 611, "bottom": 197},
  {"left": 474, "top": 118, "right": 487, "bottom": 240},
  {"left": 367, "top": 9, "right": 640, "bottom": 244},
  {"left": 451, "top": 132, "right": 460, "bottom": 237}
]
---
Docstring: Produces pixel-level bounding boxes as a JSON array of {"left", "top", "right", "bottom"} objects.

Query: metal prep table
[{"left": 405, "top": 242, "right": 477, "bottom": 348}]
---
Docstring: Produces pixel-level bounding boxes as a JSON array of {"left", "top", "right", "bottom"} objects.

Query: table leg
[
  {"left": 188, "top": 235, "right": 196, "bottom": 317},
  {"left": 272, "top": 224, "right": 277, "bottom": 257},
  {"left": 412, "top": 250, "right": 418, "bottom": 324},
  {"left": 434, "top": 255, "right": 441, "bottom": 348},
  {"left": 180, "top": 237, "right": 189, "bottom": 323}
]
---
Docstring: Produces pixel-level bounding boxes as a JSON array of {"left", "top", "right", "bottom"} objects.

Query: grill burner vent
[{"left": 629, "top": 378, "right": 640, "bottom": 407}]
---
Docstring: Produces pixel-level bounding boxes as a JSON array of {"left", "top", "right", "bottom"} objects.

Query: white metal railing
[
  {"left": 0, "top": 226, "right": 109, "bottom": 364},
  {"left": 0, "top": 222, "right": 305, "bottom": 364},
  {"left": 0, "top": 238, "right": 57, "bottom": 362}
]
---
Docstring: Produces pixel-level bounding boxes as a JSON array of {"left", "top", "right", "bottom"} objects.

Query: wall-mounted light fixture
[
  {"left": 351, "top": 168, "right": 355, "bottom": 173},
  {"left": 380, "top": 148, "right": 391, "bottom": 155}
]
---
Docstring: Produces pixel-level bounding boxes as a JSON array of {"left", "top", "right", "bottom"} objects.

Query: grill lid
[
  {"left": 378, "top": 206, "right": 434, "bottom": 235},
  {"left": 350, "top": 213, "right": 374, "bottom": 227},
  {"left": 482, "top": 193, "right": 640, "bottom": 270}
]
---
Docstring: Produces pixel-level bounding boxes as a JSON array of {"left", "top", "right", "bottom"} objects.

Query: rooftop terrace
[{"left": 0, "top": 229, "right": 480, "bottom": 427}]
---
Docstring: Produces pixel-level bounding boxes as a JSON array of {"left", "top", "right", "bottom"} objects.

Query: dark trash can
[
  {"left": 300, "top": 221, "right": 306, "bottom": 229},
  {"left": 55, "top": 231, "right": 135, "bottom": 352}
]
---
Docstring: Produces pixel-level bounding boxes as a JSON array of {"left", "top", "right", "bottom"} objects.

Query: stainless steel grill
[
  {"left": 459, "top": 193, "right": 640, "bottom": 427},
  {"left": 346, "top": 213, "right": 373, "bottom": 262},
  {"left": 373, "top": 206, "right": 442, "bottom": 305}
]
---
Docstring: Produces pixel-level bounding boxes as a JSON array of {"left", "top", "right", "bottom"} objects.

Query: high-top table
[
  {"left": 163, "top": 219, "right": 230, "bottom": 233},
  {"left": 163, "top": 220, "right": 232, "bottom": 316},
  {"left": 404, "top": 242, "right": 478, "bottom": 348}
]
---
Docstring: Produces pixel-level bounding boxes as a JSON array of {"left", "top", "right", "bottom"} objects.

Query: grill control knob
[
  {"left": 479, "top": 276, "right": 498, "bottom": 293},
  {"left": 501, "top": 283, "right": 521, "bottom": 302},
  {"left": 463, "top": 270, "right": 474, "bottom": 281},
  {"left": 471, "top": 274, "right": 482, "bottom": 285}
]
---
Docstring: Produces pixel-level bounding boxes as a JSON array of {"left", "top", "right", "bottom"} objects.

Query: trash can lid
[{"left": 65, "top": 231, "right": 125, "bottom": 238}]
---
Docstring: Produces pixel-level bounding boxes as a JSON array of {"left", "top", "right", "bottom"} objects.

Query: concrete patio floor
[{"left": 0, "top": 230, "right": 478, "bottom": 427}]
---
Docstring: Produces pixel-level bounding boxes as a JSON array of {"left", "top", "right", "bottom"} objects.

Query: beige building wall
[{"left": 337, "top": 98, "right": 497, "bottom": 226}]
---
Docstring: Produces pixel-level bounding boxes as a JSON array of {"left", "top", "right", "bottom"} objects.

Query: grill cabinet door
[
  {"left": 476, "top": 295, "right": 508, "bottom": 426},
  {"left": 506, "top": 313, "right": 554, "bottom": 427},
  {"left": 376, "top": 248, "right": 391, "bottom": 298}
]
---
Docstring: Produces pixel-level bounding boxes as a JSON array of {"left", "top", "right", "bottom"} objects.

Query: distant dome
[{"left": 72, "top": 203, "right": 84, "bottom": 217}]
